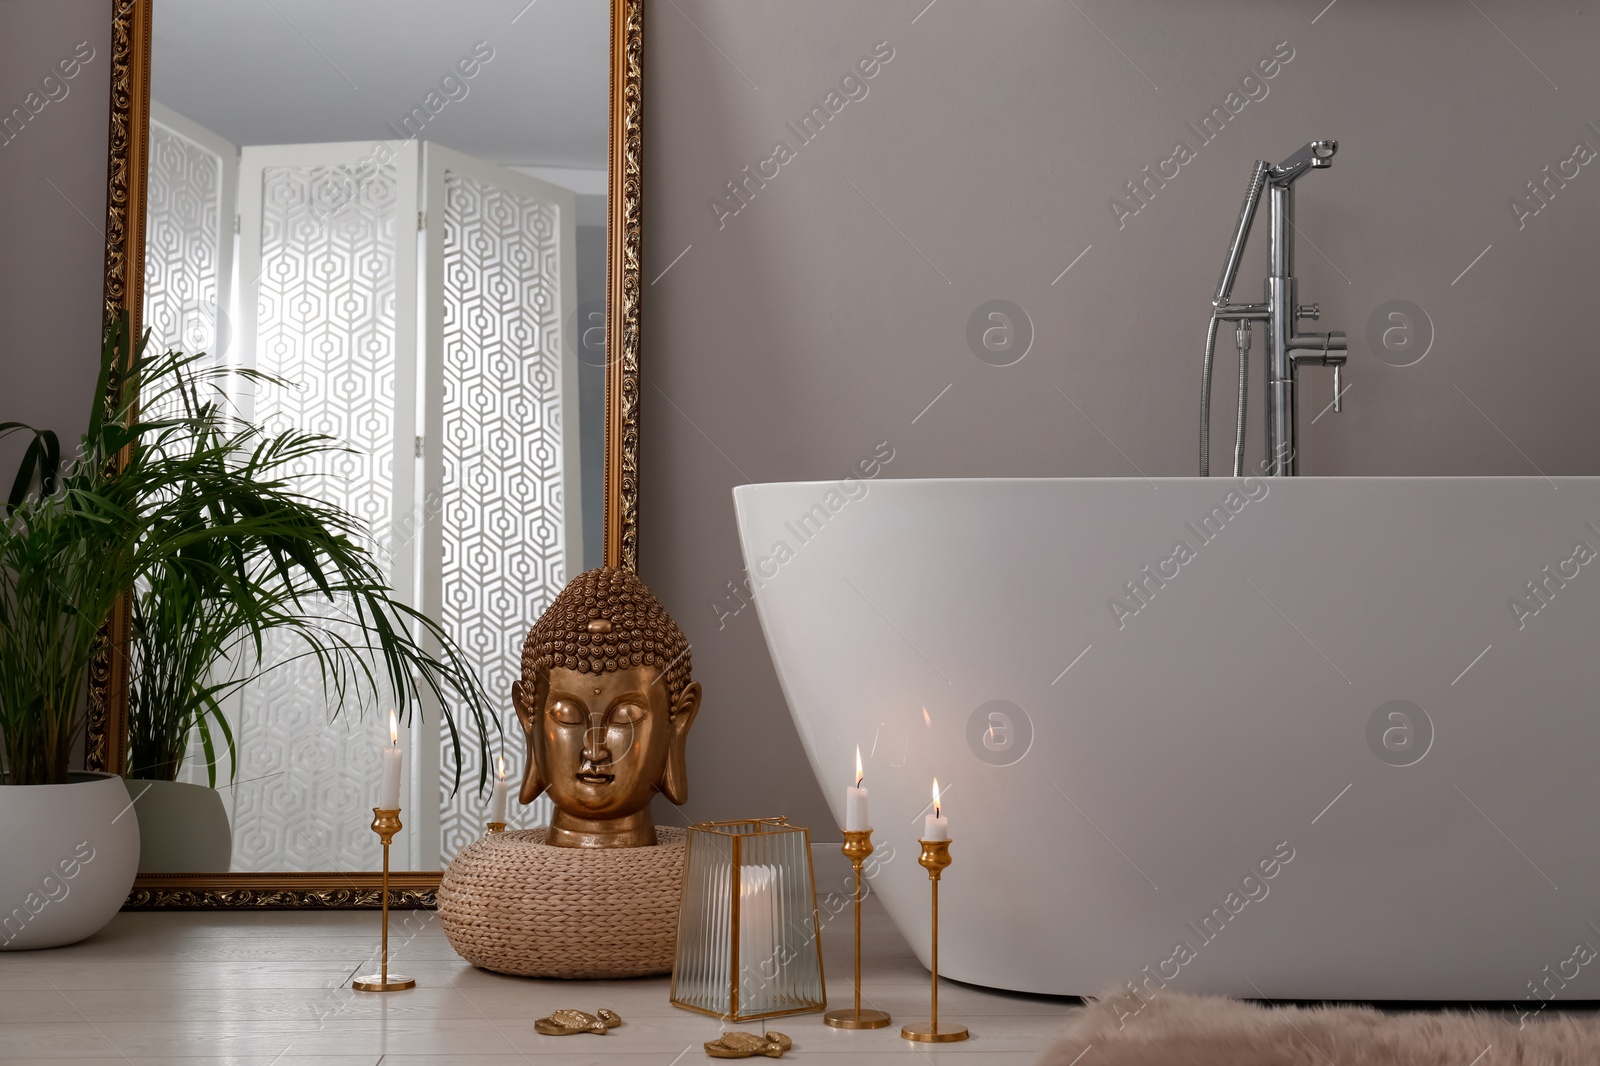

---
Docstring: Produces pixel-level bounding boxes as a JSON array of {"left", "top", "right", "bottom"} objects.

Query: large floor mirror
[{"left": 92, "top": 0, "right": 643, "bottom": 905}]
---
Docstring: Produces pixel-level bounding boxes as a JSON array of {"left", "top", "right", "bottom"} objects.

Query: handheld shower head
[{"left": 1213, "top": 159, "right": 1271, "bottom": 308}]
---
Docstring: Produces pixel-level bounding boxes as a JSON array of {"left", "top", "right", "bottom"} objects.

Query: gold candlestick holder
[
  {"left": 901, "top": 839, "right": 967, "bottom": 1043},
  {"left": 823, "top": 828, "right": 891, "bottom": 1029},
  {"left": 486, "top": 821, "right": 506, "bottom": 834},
  {"left": 353, "top": 808, "right": 416, "bottom": 992}
]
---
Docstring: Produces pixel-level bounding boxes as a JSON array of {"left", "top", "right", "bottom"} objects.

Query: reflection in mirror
[{"left": 137, "top": 0, "right": 607, "bottom": 873}]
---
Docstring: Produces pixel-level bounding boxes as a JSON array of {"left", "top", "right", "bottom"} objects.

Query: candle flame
[
  {"left": 922, "top": 707, "right": 931, "bottom": 729},
  {"left": 854, "top": 746, "right": 863, "bottom": 788},
  {"left": 932, "top": 777, "right": 941, "bottom": 817},
  {"left": 497, "top": 755, "right": 506, "bottom": 780},
  {"left": 389, "top": 709, "right": 398, "bottom": 745}
]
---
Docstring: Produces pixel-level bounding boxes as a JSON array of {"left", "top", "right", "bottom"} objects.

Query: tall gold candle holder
[
  {"left": 900, "top": 839, "right": 967, "bottom": 1043},
  {"left": 823, "top": 828, "right": 891, "bottom": 1029},
  {"left": 353, "top": 808, "right": 416, "bottom": 992}
]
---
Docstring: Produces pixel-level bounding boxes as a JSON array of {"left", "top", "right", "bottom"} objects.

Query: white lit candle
[
  {"left": 379, "top": 710, "right": 402, "bottom": 810},
  {"left": 845, "top": 746, "right": 869, "bottom": 831},
  {"left": 489, "top": 755, "right": 508, "bottom": 824},
  {"left": 738, "top": 864, "right": 778, "bottom": 993},
  {"left": 923, "top": 778, "right": 948, "bottom": 841}
]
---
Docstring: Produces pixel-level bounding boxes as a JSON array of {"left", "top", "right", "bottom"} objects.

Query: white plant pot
[
  {"left": 0, "top": 771, "right": 141, "bottom": 950},
  {"left": 127, "top": 779, "right": 231, "bottom": 873}
]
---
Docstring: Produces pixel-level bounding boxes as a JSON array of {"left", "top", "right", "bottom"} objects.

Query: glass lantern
[{"left": 670, "top": 818, "right": 827, "bottom": 1021}]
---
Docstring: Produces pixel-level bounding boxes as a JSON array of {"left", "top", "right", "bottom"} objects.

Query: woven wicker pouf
[{"left": 438, "top": 826, "right": 685, "bottom": 978}]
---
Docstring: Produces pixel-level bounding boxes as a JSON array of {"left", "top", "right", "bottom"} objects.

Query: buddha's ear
[
  {"left": 660, "top": 681, "right": 701, "bottom": 805},
  {"left": 512, "top": 676, "right": 548, "bottom": 804}
]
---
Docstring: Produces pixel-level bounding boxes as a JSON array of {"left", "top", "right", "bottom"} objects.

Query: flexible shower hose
[
  {"left": 1199, "top": 316, "right": 1251, "bottom": 477},
  {"left": 1199, "top": 313, "right": 1220, "bottom": 476}
]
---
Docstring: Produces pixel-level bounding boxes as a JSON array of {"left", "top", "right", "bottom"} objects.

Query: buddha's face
[{"left": 514, "top": 665, "right": 700, "bottom": 823}]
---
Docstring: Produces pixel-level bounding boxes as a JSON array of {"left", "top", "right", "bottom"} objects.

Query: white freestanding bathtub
[{"left": 734, "top": 477, "right": 1600, "bottom": 1001}]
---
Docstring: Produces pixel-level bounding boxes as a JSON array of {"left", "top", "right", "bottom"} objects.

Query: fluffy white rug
[{"left": 1042, "top": 985, "right": 1600, "bottom": 1066}]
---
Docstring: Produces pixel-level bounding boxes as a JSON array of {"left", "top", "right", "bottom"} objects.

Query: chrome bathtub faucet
[{"left": 1200, "top": 140, "right": 1347, "bottom": 477}]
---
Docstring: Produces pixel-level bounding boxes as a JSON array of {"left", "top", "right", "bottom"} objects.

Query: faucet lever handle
[{"left": 1333, "top": 364, "right": 1343, "bottom": 413}]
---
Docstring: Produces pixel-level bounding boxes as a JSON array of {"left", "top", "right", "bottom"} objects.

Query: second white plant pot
[{"left": 126, "top": 779, "right": 232, "bottom": 874}]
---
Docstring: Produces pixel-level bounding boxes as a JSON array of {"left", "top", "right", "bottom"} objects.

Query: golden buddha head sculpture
[{"left": 513, "top": 567, "right": 701, "bottom": 848}]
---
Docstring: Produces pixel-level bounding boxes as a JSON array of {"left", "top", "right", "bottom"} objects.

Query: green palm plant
[
  {"left": 126, "top": 570, "right": 238, "bottom": 785},
  {"left": 0, "top": 320, "right": 497, "bottom": 788}
]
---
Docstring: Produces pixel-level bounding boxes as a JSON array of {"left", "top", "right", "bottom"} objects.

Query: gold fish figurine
[
  {"left": 704, "top": 1030, "right": 793, "bottom": 1058},
  {"left": 533, "top": 1008, "right": 623, "bottom": 1036}
]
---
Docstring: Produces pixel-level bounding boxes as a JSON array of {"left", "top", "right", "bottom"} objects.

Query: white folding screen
[
  {"left": 421, "top": 144, "right": 577, "bottom": 863},
  {"left": 142, "top": 106, "right": 236, "bottom": 793},
  {"left": 232, "top": 141, "right": 421, "bottom": 871},
  {"left": 173, "top": 137, "right": 579, "bottom": 870},
  {"left": 144, "top": 103, "right": 237, "bottom": 385}
]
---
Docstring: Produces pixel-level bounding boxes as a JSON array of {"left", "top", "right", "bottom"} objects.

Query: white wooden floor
[{"left": 0, "top": 896, "right": 1078, "bottom": 1064}]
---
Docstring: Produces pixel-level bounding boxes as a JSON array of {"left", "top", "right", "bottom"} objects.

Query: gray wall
[
  {"left": 0, "top": 0, "right": 110, "bottom": 456},
  {"left": 6, "top": 1, "right": 1598, "bottom": 836},
  {"left": 641, "top": 1, "right": 1600, "bottom": 836},
  {"left": 0, "top": 0, "right": 109, "bottom": 774}
]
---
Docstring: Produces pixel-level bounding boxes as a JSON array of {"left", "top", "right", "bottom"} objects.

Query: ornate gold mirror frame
[{"left": 89, "top": 0, "right": 643, "bottom": 907}]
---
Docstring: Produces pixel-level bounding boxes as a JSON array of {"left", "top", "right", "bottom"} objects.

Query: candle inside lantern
[
  {"left": 923, "top": 778, "right": 948, "bottom": 841},
  {"left": 490, "top": 755, "right": 509, "bottom": 824},
  {"left": 738, "top": 863, "right": 778, "bottom": 998},
  {"left": 845, "top": 746, "right": 869, "bottom": 831},
  {"left": 379, "top": 710, "right": 402, "bottom": 810}
]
